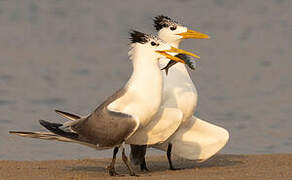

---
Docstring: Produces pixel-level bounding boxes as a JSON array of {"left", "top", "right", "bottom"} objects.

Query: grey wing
[{"left": 71, "top": 107, "right": 139, "bottom": 147}]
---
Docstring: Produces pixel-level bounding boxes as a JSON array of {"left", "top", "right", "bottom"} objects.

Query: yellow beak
[
  {"left": 156, "top": 46, "right": 199, "bottom": 64},
  {"left": 177, "top": 29, "right": 210, "bottom": 39}
]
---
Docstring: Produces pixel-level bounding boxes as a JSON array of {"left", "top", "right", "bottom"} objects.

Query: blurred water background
[{"left": 0, "top": 0, "right": 291, "bottom": 160}]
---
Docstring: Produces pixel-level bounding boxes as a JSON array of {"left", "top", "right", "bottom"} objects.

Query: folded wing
[{"left": 126, "top": 108, "right": 183, "bottom": 145}]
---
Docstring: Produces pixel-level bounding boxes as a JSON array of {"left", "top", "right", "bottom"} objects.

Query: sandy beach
[
  {"left": 0, "top": 3, "right": 292, "bottom": 180},
  {"left": 1, "top": 0, "right": 292, "bottom": 160},
  {"left": 1, "top": 154, "right": 291, "bottom": 180}
]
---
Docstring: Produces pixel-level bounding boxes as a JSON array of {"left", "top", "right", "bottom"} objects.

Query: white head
[
  {"left": 153, "top": 15, "right": 209, "bottom": 46},
  {"left": 128, "top": 30, "right": 199, "bottom": 64}
]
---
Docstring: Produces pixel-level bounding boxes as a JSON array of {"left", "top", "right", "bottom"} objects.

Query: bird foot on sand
[
  {"left": 129, "top": 172, "right": 139, "bottom": 176},
  {"left": 106, "top": 166, "right": 123, "bottom": 176}
]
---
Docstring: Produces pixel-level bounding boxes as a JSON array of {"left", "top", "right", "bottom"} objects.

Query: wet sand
[{"left": 1, "top": 154, "right": 291, "bottom": 180}]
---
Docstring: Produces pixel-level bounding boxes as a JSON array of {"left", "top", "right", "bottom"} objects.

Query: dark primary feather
[
  {"left": 55, "top": 109, "right": 81, "bottom": 120},
  {"left": 39, "top": 120, "right": 79, "bottom": 139}
]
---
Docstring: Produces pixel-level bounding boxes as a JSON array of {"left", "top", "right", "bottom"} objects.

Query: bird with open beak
[
  {"left": 10, "top": 30, "right": 199, "bottom": 176},
  {"left": 130, "top": 15, "right": 229, "bottom": 172}
]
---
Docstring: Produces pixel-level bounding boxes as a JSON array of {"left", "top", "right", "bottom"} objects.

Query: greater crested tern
[
  {"left": 10, "top": 30, "right": 198, "bottom": 176},
  {"left": 130, "top": 15, "right": 229, "bottom": 171}
]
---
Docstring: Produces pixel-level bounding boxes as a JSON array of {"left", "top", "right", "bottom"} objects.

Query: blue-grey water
[{"left": 0, "top": 0, "right": 292, "bottom": 160}]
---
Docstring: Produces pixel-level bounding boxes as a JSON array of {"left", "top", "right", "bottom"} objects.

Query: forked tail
[
  {"left": 9, "top": 120, "right": 99, "bottom": 149},
  {"left": 54, "top": 109, "right": 81, "bottom": 121}
]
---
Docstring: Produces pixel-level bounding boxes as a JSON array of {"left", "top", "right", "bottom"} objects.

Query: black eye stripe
[{"left": 151, "top": 41, "right": 156, "bottom": 46}]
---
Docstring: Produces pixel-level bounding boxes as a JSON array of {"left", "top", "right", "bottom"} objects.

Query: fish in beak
[
  {"left": 156, "top": 46, "right": 199, "bottom": 64},
  {"left": 161, "top": 54, "right": 196, "bottom": 75}
]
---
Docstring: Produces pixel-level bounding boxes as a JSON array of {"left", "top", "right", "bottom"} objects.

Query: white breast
[
  {"left": 160, "top": 60, "right": 198, "bottom": 121},
  {"left": 108, "top": 45, "right": 163, "bottom": 128}
]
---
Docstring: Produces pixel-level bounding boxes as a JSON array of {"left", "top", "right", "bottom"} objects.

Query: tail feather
[
  {"left": 9, "top": 131, "right": 97, "bottom": 149},
  {"left": 39, "top": 120, "right": 78, "bottom": 140},
  {"left": 9, "top": 131, "right": 74, "bottom": 142},
  {"left": 55, "top": 109, "right": 81, "bottom": 121}
]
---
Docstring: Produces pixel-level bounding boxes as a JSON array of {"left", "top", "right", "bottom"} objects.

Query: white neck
[
  {"left": 127, "top": 44, "right": 162, "bottom": 92},
  {"left": 125, "top": 44, "right": 163, "bottom": 124},
  {"left": 127, "top": 56, "right": 162, "bottom": 91},
  {"left": 169, "top": 39, "right": 182, "bottom": 48}
]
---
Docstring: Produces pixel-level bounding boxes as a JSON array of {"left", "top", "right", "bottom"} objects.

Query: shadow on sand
[{"left": 65, "top": 154, "right": 244, "bottom": 175}]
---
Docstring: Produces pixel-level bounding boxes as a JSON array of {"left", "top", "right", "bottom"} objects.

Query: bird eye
[
  {"left": 151, "top": 42, "right": 156, "bottom": 46},
  {"left": 170, "top": 26, "right": 177, "bottom": 31}
]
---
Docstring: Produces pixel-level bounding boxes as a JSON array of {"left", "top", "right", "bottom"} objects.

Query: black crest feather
[
  {"left": 153, "top": 15, "right": 173, "bottom": 31},
  {"left": 129, "top": 30, "right": 148, "bottom": 44}
]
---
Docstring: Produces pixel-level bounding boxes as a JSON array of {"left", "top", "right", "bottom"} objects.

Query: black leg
[
  {"left": 167, "top": 144, "right": 180, "bottom": 170},
  {"left": 122, "top": 147, "right": 138, "bottom": 176},
  {"left": 107, "top": 147, "right": 121, "bottom": 176},
  {"left": 140, "top": 157, "right": 150, "bottom": 172}
]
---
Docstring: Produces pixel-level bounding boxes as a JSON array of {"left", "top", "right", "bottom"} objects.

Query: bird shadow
[
  {"left": 64, "top": 159, "right": 135, "bottom": 176},
  {"left": 67, "top": 165, "right": 105, "bottom": 172},
  {"left": 64, "top": 154, "right": 244, "bottom": 175},
  {"left": 144, "top": 154, "right": 244, "bottom": 173},
  {"left": 64, "top": 159, "right": 108, "bottom": 173}
]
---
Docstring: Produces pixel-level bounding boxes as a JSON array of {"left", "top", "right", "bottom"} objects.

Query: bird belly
[
  {"left": 162, "top": 64, "right": 198, "bottom": 121},
  {"left": 163, "top": 81, "right": 198, "bottom": 122}
]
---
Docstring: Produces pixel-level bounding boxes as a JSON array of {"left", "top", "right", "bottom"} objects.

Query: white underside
[
  {"left": 153, "top": 116, "right": 229, "bottom": 161},
  {"left": 106, "top": 44, "right": 172, "bottom": 144},
  {"left": 153, "top": 58, "right": 229, "bottom": 161},
  {"left": 160, "top": 61, "right": 198, "bottom": 120}
]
